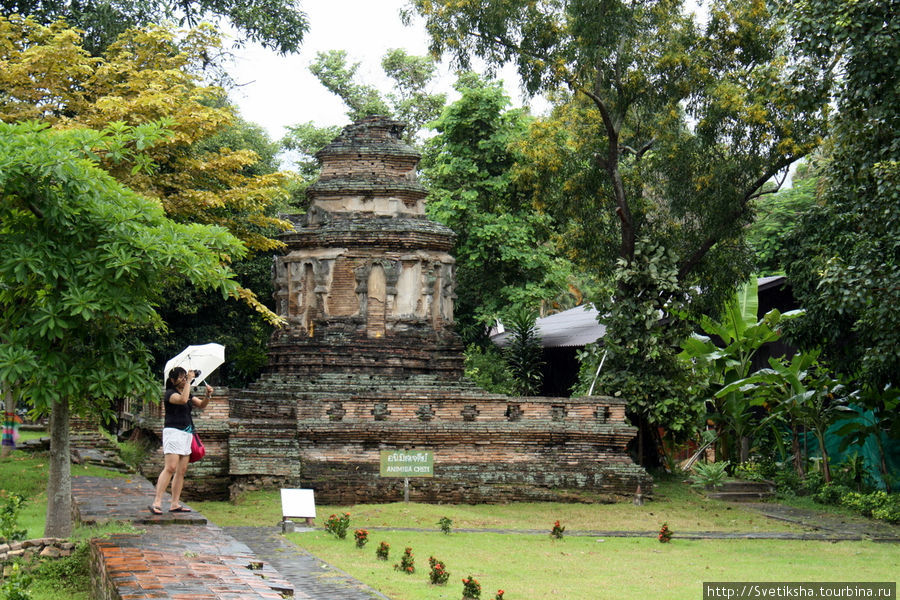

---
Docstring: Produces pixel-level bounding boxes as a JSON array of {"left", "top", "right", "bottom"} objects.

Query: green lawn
[
  {"left": 196, "top": 478, "right": 804, "bottom": 533},
  {"left": 288, "top": 529, "right": 898, "bottom": 600}
]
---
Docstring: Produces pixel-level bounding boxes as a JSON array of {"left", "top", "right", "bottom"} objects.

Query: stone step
[
  {"left": 706, "top": 480, "right": 776, "bottom": 502},
  {"left": 706, "top": 490, "right": 776, "bottom": 502}
]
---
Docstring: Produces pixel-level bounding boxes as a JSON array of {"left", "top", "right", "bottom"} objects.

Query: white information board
[{"left": 280, "top": 489, "right": 316, "bottom": 519}]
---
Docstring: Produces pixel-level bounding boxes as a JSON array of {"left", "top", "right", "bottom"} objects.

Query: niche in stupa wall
[
  {"left": 395, "top": 262, "right": 422, "bottom": 317},
  {"left": 367, "top": 264, "right": 386, "bottom": 338},
  {"left": 326, "top": 257, "right": 362, "bottom": 317}
]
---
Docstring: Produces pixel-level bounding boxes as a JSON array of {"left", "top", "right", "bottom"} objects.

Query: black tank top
[{"left": 163, "top": 388, "right": 194, "bottom": 430}]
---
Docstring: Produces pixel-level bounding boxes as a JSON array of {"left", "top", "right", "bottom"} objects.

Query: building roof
[{"left": 491, "top": 275, "right": 787, "bottom": 349}]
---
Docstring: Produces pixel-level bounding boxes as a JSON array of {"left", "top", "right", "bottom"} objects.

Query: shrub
[
  {"left": 813, "top": 482, "right": 851, "bottom": 506},
  {"left": 462, "top": 575, "right": 482, "bottom": 599},
  {"left": 117, "top": 438, "right": 152, "bottom": 472},
  {"left": 324, "top": 513, "right": 350, "bottom": 539},
  {"left": 690, "top": 461, "right": 729, "bottom": 489},
  {"left": 0, "top": 493, "right": 27, "bottom": 543},
  {"left": 353, "top": 529, "right": 368, "bottom": 548},
  {"left": 0, "top": 562, "right": 32, "bottom": 600},
  {"left": 658, "top": 522, "right": 672, "bottom": 543},
  {"left": 839, "top": 490, "right": 900, "bottom": 522},
  {"left": 438, "top": 516, "right": 452, "bottom": 534},
  {"left": 550, "top": 520, "right": 565, "bottom": 539},
  {"left": 732, "top": 459, "right": 777, "bottom": 482},
  {"left": 394, "top": 546, "right": 415, "bottom": 574},
  {"left": 428, "top": 556, "right": 450, "bottom": 585},
  {"left": 375, "top": 541, "right": 390, "bottom": 560}
]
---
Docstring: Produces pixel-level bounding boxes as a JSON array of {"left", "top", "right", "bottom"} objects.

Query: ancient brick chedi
[{"left": 221, "top": 116, "right": 651, "bottom": 503}]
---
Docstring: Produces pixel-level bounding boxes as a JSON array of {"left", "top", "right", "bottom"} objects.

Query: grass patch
[
  {"left": 195, "top": 478, "right": 804, "bottom": 534},
  {"left": 289, "top": 529, "right": 898, "bottom": 600},
  {"left": 0, "top": 451, "right": 138, "bottom": 600},
  {"left": 1, "top": 451, "right": 130, "bottom": 539}
]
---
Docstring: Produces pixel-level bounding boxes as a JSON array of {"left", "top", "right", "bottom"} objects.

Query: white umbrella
[{"left": 164, "top": 343, "right": 225, "bottom": 387}]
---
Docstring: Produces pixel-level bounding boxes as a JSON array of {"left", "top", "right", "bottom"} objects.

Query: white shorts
[{"left": 162, "top": 428, "right": 192, "bottom": 456}]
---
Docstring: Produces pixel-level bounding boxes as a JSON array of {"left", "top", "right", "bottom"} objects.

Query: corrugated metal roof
[
  {"left": 491, "top": 304, "right": 605, "bottom": 348},
  {"left": 490, "top": 276, "right": 786, "bottom": 349}
]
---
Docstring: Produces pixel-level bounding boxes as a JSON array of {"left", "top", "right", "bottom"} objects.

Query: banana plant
[
  {"left": 719, "top": 350, "right": 853, "bottom": 482},
  {"left": 679, "top": 278, "right": 804, "bottom": 464}
]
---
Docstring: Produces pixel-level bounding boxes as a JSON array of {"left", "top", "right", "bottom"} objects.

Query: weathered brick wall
[{"left": 226, "top": 375, "right": 652, "bottom": 504}]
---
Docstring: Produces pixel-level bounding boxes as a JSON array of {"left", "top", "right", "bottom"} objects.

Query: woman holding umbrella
[{"left": 149, "top": 366, "right": 212, "bottom": 514}]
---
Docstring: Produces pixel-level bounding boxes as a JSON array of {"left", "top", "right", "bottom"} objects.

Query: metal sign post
[{"left": 380, "top": 450, "right": 434, "bottom": 503}]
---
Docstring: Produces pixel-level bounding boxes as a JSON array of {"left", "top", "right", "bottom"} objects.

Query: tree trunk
[
  {"left": 1, "top": 387, "right": 13, "bottom": 458},
  {"left": 45, "top": 399, "right": 73, "bottom": 538},
  {"left": 791, "top": 420, "right": 804, "bottom": 477},
  {"left": 816, "top": 430, "right": 831, "bottom": 483},
  {"left": 740, "top": 436, "right": 750, "bottom": 464}
]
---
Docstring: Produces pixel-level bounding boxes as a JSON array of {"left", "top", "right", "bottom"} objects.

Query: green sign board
[{"left": 380, "top": 450, "right": 434, "bottom": 478}]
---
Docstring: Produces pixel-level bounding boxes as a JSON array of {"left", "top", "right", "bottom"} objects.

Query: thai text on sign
[{"left": 379, "top": 450, "right": 434, "bottom": 477}]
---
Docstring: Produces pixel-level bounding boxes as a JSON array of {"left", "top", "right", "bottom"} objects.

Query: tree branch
[{"left": 677, "top": 154, "right": 802, "bottom": 279}]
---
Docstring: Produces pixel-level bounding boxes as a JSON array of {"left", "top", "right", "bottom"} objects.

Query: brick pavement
[{"left": 73, "top": 476, "right": 384, "bottom": 600}]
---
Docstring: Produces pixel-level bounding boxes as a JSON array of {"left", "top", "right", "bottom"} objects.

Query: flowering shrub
[
  {"left": 495, "top": 590, "right": 505, "bottom": 600},
  {"left": 550, "top": 520, "right": 565, "bottom": 539},
  {"left": 324, "top": 512, "right": 350, "bottom": 539},
  {"left": 462, "top": 575, "right": 482, "bottom": 599},
  {"left": 428, "top": 555, "right": 450, "bottom": 585},
  {"left": 658, "top": 522, "right": 672, "bottom": 543},
  {"left": 375, "top": 541, "right": 390, "bottom": 560},
  {"left": 354, "top": 529, "right": 368, "bottom": 548},
  {"left": 394, "top": 546, "right": 415, "bottom": 574},
  {"left": 438, "top": 515, "right": 453, "bottom": 534}
]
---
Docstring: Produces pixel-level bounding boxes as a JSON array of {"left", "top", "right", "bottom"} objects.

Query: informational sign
[
  {"left": 280, "top": 488, "right": 316, "bottom": 518},
  {"left": 380, "top": 450, "right": 434, "bottom": 477}
]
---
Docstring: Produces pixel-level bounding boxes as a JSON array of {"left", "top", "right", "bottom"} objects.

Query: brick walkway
[{"left": 72, "top": 476, "right": 385, "bottom": 600}]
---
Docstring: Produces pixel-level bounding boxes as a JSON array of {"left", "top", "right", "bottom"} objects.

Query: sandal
[
  {"left": 169, "top": 506, "right": 192, "bottom": 513},
  {"left": 148, "top": 505, "right": 163, "bottom": 515}
]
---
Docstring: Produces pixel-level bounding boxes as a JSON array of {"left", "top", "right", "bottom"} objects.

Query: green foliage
[
  {"left": 783, "top": 0, "right": 899, "bottom": 395},
  {"left": 324, "top": 512, "right": 350, "bottom": 539},
  {"left": 29, "top": 542, "right": 90, "bottom": 594},
  {"left": 0, "top": 121, "right": 244, "bottom": 413},
  {"left": 394, "top": 546, "right": 415, "bottom": 574},
  {"left": 0, "top": 0, "right": 308, "bottom": 55},
  {"left": 679, "top": 278, "right": 803, "bottom": 462},
  {"left": 375, "top": 541, "right": 390, "bottom": 560},
  {"left": 463, "top": 345, "right": 515, "bottom": 395},
  {"left": 461, "top": 575, "right": 482, "bottom": 599},
  {"left": 422, "top": 73, "right": 582, "bottom": 344},
  {"left": 838, "top": 491, "right": 900, "bottom": 524},
  {"left": 438, "top": 516, "right": 452, "bottom": 535},
  {"left": 581, "top": 241, "right": 702, "bottom": 438},
  {"left": 501, "top": 306, "right": 543, "bottom": 396},
  {"left": 690, "top": 461, "right": 730, "bottom": 490},
  {"left": 412, "top": 0, "right": 832, "bottom": 435},
  {"left": 0, "top": 492, "right": 27, "bottom": 543},
  {"left": 116, "top": 439, "right": 152, "bottom": 472},
  {"left": 428, "top": 556, "right": 450, "bottom": 585},
  {"left": 746, "top": 164, "right": 819, "bottom": 275},
  {"left": 0, "top": 561, "right": 32, "bottom": 600}
]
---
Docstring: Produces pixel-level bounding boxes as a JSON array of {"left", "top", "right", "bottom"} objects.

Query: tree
[
  {"left": 421, "top": 73, "right": 583, "bottom": 344},
  {"left": 745, "top": 162, "right": 820, "bottom": 275},
  {"left": 0, "top": 16, "right": 289, "bottom": 320},
  {"left": 411, "top": 0, "right": 832, "bottom": 441},
  {"left": 502, "top": 306, "right": 544, "bottom": 396},
  {"left": 0, "top": 121, "right": 246, "bottom": 536},
  {"left": 783, "top": 0, "right": 899, "bottom": 394},
  {"left": 284, "top": 47, "right": 447, "bottom": 170},
  {"left": 0, "top": 0, "right": 308, "bottom": 55}
]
